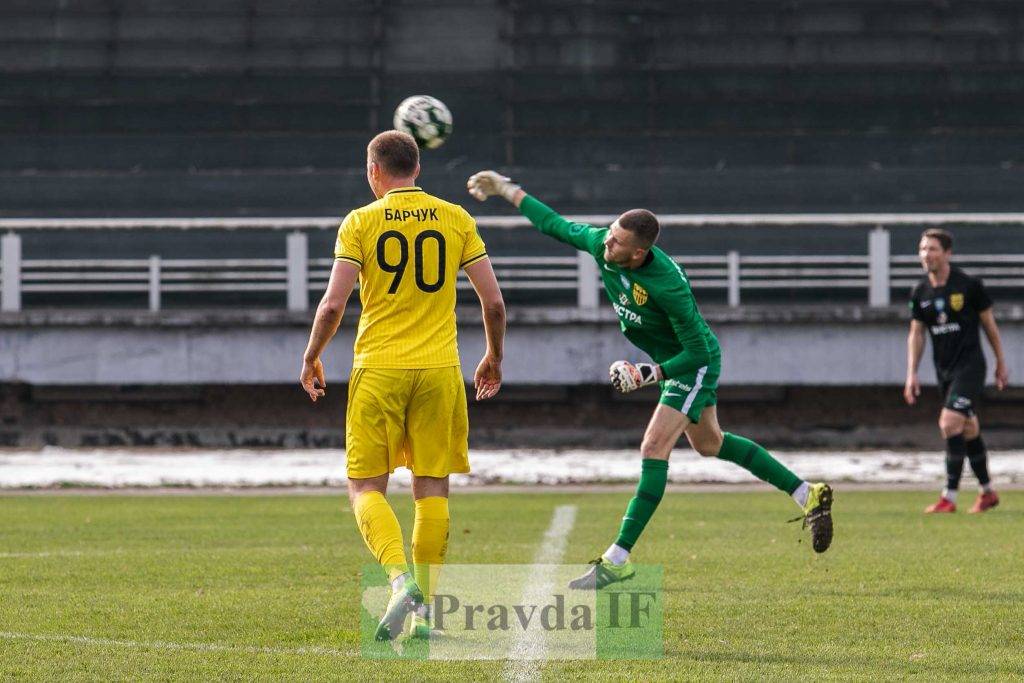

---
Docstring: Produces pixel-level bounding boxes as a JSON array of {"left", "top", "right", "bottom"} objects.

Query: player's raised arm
[
  {"left": 467, "top": 170, "right": 604, "bottom": 254},
  {"left": 466, "top": 170, "right": 524, "bottom": 207}
]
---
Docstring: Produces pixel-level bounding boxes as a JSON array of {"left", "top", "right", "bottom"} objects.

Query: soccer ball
[{"left": 393, "top": 95, "right": 453, "bottom": 149}]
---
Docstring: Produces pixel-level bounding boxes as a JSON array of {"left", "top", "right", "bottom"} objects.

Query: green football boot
[
  {"left": 374, "top": 580, "right": 423, "bottom": 642},
  {"left": 800, "top": 483, "right": 834, "bottom": 553},
  {"left": 568, "top": 556, "right": 636, "bottom": 590}
]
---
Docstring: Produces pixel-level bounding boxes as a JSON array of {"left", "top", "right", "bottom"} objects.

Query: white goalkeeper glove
[
  {"left": 467, "top": 170, "right": 521, "bottom": 203},
  {"left": 609, "top": 361, "right": 661, "bottom": 394}
]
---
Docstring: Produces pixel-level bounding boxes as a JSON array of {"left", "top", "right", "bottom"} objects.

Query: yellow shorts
[{"left": 345, "top": 366, "right": 469, "bottom": 479}]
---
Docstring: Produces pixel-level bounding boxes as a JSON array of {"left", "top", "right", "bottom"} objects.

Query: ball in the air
[{"left": 393, "top": 95, "right": 453, "bottom": 149}]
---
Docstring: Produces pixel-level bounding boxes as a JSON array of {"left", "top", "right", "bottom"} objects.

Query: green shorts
[{"left": 658, "top": 362, "right": 720, "bottom": 423}]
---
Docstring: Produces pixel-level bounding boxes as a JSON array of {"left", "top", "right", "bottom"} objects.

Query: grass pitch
[{"left": 2, "top": 490, "right": 1023, "bottom": 680}]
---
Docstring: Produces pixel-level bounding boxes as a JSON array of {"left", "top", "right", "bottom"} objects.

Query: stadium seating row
[
  {"left": 2, "top": 166, "right": 1022, "bottom": 216},
  {"left": 3, "top": 132, "right": 1023, "bottom": 171},
  {"left": 4, "top": 0, "right": 1024, "bottom": 215}
]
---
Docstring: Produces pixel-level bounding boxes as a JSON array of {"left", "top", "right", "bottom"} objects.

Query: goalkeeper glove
[
  {"left": 467, "top": 170, "right": 521, "bottom": 203},
  {"left": 609, "top": 361, "right": 661, "bottom": 394}
]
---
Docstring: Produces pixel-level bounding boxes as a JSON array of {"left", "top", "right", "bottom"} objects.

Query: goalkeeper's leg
[
  {"left": 613, "top": 404, "right": 688, "bottom": 553},
  {"left": 688, "top": 406, "right": 833, "bottom": 553},
  {"left": 570, "top": 404, "right": 686, "bottom": 589}
]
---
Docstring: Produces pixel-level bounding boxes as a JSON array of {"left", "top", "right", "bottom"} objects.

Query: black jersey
[{"left": 910, "top": 266, "right": 992, "bottom": 378}]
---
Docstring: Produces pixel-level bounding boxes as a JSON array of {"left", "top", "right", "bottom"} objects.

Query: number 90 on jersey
[{"left": 376, "top": 230, "right": 447, "bottom": 294}]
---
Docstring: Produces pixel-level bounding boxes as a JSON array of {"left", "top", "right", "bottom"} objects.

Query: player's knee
[
  {"left": 639, "top": 435, "right": 669, "bottom": 460},
  {"left": 685, "top": 425, "right": 723, "bottom": 458},
  {"left": 346, "top": 487, "right": 361, "bottom": 508},
  {"left": 348, "top": 477, "right": 386, "bottom": 506},
  {"left": 963, "top": 419, "right": 980, "bottom": 440},
  {"left": 939, "top": 419, "right": 964, "bottom": 439},
  {"left": 692, "top": 434, "right": 723, "bottom": 458},
  {"left": 347, "top": 485, "right": 369, "bottom": 508},
  {"left": 696, "top": 441, "right": 721, "bottom": 458}
]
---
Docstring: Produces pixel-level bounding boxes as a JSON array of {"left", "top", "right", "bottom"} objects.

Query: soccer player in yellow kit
[{"left": 300, "top": 131, "right": 506, "bottom": 641}]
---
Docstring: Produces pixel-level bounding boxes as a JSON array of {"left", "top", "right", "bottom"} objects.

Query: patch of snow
[{"left": 1, "top": 448, "right": 1021, "bottom": 489}]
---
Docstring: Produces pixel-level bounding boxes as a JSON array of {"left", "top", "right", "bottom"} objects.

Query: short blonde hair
[{"left": 618, "top": 209, "right": 660, "bottom": 248}]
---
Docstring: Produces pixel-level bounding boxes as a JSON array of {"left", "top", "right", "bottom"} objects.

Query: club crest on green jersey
[{"left": 632, "top": 283, "right": 648, "bottom": 306}]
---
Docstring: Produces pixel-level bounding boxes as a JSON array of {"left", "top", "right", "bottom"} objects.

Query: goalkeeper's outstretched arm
[
  {"left": 467, "top": 170, "right": 525, "bottom": 207},
  {"left": 467, "top": 170, "right": 605, "bottom": 254}
]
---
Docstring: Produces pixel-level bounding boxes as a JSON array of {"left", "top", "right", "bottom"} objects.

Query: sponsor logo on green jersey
[{"left": 612, "top": 301, "right": 642, "bottom": 324}]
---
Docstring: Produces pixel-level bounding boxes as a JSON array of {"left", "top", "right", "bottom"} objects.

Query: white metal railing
[
  {"left": 6, "top": 212, "right": 1024, "bottom": 230},
  {"left": 2, "top": 221, "right": 1024, "bottom": 312}
]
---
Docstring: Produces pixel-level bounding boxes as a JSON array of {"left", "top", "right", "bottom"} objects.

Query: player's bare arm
[
  {"left": 464, "top": 257, "right": 505, "bottom": 401},
  {"left": 979, "top": 308, "right": 1009, "bottom": 390},
  {"left": 904, "top": 319, "right": 926, "bottom": 405},
  {"left": 300, "top": 260, "right": 359, "bottom": 402}
]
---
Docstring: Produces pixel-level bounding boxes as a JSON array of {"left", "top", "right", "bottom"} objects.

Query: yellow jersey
[{"left": 334, "top": 186, "right": 488, "bottom": 369}]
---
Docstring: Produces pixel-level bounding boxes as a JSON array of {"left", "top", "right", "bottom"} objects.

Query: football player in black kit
[{"left": 904, "top": 229, "right": 1009, "bottom": 513}]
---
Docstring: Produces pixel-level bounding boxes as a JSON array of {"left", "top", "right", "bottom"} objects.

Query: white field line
[
  {"left": 0, "top": 548, "right": 216, "bottom": 560},
  {"left": 501, "top": 504, "right": 578, "bottom": 682},
  {"left": 0, "top": 550, "right": 100, "bottom": 559},
  {"left": 0, "top": 546, "right": 336, "bottom": 560},
  {"left": 0, "top": 630, "right": 357, "bottom": 659}
]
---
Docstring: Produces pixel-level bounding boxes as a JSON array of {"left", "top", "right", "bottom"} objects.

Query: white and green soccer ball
[{"left": 393, "top": 95, "right": 453, "bottom": 149}]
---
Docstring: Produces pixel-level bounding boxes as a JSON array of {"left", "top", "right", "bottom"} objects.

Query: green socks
[
  {"left": 611, "top": 437, "right": 799, "bottom": 556},
  {"left": 717, "top": 432, "right": 801, "bottom": 494},
  {"left": 615, "top": 459, "right": 669, "bottom": 551}
]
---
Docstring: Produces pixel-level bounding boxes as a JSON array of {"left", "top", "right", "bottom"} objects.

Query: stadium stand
[{"left": 2, "top": 0, "right": 1024, "bottom": 216}]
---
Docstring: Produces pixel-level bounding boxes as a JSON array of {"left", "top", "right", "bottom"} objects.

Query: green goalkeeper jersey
[{"left": 519, "top": 195, "right": 720, "bottom": 379}]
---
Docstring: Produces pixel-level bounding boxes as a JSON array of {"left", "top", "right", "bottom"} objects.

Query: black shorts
[{"left": 938, "top": 363, "right": 985, "bottom": 418}]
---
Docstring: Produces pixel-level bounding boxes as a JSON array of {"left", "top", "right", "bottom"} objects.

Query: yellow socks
[
  {"left": 352, "top": 491, "right": 409, "bottom": 582},
  {"left": 350, "top": 491, "right": 450, "bottom": 594},
  {"left": 412, "top": 496, "right": 450, "bottom": 604}
]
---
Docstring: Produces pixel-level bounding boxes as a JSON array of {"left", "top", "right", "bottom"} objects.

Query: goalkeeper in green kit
[{"left": 467, "top": 171, "right": 834, "bottom": 589}]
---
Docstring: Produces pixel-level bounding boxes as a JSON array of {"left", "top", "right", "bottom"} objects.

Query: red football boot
[
  {"left": 968, "top": 491, "right": 999, "bottom": 513},
  {"left": 924, "top": 497, "right": 957, "bottom": 513}
]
